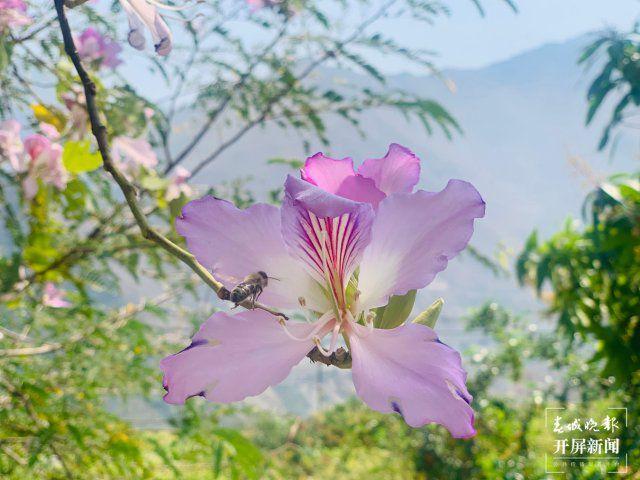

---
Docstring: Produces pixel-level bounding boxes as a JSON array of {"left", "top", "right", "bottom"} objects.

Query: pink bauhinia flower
[
  {"left": 161, "top": 144, "right": 485, "bottom": 438},
  {"left": 166, "top": 166, "right": 193, "bottom": 201},
  {"left": 74, "top": 27, "right": 123, "bottom": 69},
  {"left": 42, "top": 283, "right": 72, "bottom": 308},
  {"left": 0, "top": 0, "right": 31, "bottom": 31}
]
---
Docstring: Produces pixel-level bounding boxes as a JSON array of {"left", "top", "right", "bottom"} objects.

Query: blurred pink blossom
[
  {"left": 0, "top": 119, "right": 27, "bottom": 172},
  {"left": 42, "top": 283, "right": 72, "bottom": 308},
  {"left": 0, "top": 0, "right": 31, "bottom": 30},
  {"left": 1, "top": 121, "right": 68, "bottom": 199},
  {"left": 74, "top": 27, "right": 123, "bottom": 69},
  {"left": 246, "top": 0, "right": 281, "bottom": 10},
  {"left": 39, "top": 122, "right": 60, "bottom": 140},
  {"left": 22, "top": 134, "right": 68, "bottom": 199},
  {"left": 112, "top": 136, "right": 158, "bottom": 177},
  {"left": 166, "top": 166, "right": 192, "bottom": 201}
]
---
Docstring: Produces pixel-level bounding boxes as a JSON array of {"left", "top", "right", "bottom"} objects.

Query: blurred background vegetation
[{"left": 0, "top": 0, "right": 638, "bottom": 478}]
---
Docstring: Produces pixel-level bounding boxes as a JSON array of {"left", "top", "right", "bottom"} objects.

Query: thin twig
[
  {"left": 0, "top": 375, "right": 74, "bottom": 478},
  {"left": 164, "top": 20, "right": 290, "bottom": 173},
  {"left": 12, "top": 16, "right": 57, "bottom": 43},
  {"left": 186, "top": 0, "right": 396, "bottom": 179},
  {"left": 0, "top": 292, "right": 172, "bottom": 357},
  {"left": 0, "top": 204, "right": 129, "bottom": 303},
  {"left": 0, "top": 444, "right": 27, "bottom": 466},
  {"left": 0, "top": 326, "right": 35, "bottom": 344}
]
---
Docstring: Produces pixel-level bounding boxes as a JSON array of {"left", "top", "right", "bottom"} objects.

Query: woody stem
[{"left": 54, "top": 0, "right": 352, "bottom": 369}]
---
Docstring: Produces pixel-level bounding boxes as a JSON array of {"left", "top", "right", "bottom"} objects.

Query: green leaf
[
  {"left": 0, "top": 36, "right": 10, "bottom": 72},
  {"left": 213, "top": 428, "right": 264, "bottom": 480},
  {"left": 213, "top": 442, "right": 224, "bottom": 478},
  {"left": 62, "top": 178, "right": 89, "bottom": 219},
  {"left": 0, "top": 252, "right": 21, "bottom": 293},
  {"left": 139, "top": 174, "right": 166, "bottom": 191},
  {"left": 373, "top": 290, "right": 416, "bottom": 329},
  {"left": 62, "top": 140, "right": 102, "bottom": 173},
  {"left": 147, "top": 437, "right": 182, "bottom": 478},
  {"left": 412, "top": 297, "right": 444, "bottom": 329},
  {"left": 266, "top": 157, "right": 304, "bottom": 170}
]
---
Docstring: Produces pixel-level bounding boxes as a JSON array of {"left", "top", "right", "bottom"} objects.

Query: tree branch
[
  {"left": 53, "top": 1, "right": 354, "bottom": 370},
  {"left": 307, "top": 346, "right": 352, "bottom": 369},
  {"left": 53, "top": 0, "right": 283, "bottom": 319},
  {"left": 164, "top": 20, "right": 289, "bottom": 174}
]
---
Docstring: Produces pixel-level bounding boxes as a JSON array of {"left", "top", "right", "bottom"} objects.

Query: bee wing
[{"left": 216, "top": 272, "right": 243, "bottom": 286}]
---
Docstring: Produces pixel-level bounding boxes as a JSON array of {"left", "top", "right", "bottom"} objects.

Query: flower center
[
  {"left": 277, "top": 307, "right": 375, "bottom": 358},
  {"left": 297, "top": 211, "right": 356, "bottom": 312}
]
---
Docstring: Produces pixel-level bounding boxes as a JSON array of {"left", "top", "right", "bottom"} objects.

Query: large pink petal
[
  {"left": 176, "top": 196, "right": 329, "bottom": 311},
  {"left": 282, "top": 176, "right": 374, "bottom": 307},
  {"left": 301, "top": 153, "right": 385, "bottom": 207},
  {"left": 357, "top": 180, "right": 485, "bottom": 310},
  {"left": 358, "top": 143, "right": 420, "bottom": 195},
  {"left": 348, "top": 322, "right": 475, "bottom": 438},
  {"left": 161, "top": 310, "right": 324, "bottom": 404}
]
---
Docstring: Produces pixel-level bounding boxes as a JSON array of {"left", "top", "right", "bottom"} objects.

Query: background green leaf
[{"left": 62, "top": 140, "right": 103, "bottom": 173}]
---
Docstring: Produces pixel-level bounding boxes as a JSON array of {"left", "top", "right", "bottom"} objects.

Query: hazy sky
[
  {"left": 113, "top": 0, "right": 640, "bottom": 101},
  {"left": 381, "top": 0, "right": 640, "bottom": 72}
]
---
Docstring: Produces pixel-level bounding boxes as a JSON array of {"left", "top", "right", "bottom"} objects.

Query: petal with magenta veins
[
  {"left": 358, "top": 143, "right": 421, "bottom": 195},
  {"left": 357, "top": 179, "right": 485, "bottom": 311},
  {"left": 301, "top": 153, "right": 385, "bottom": 207},
  {"left": 281, "top": 175, "right": 374, "bottom": 307},
  {"left": 176, "top": 196, "right": 329, "bottom": 312},
  {"left": 161, "top": 310, "right": 331, "bottom": 404},
  {"left": 348, "top": 321, "right": 476, "bottom": 438}
]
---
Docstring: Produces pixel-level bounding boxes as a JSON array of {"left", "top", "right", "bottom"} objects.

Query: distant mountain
[{"left": 144, "top": 34, "right": 639, "bottom": 418}]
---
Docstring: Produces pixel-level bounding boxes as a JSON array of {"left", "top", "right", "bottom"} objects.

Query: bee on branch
[{"left": 227, "top": 271, "right": 278, "bottom": 308}]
